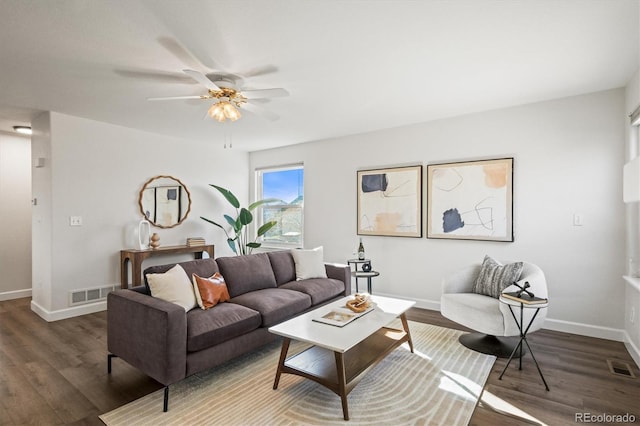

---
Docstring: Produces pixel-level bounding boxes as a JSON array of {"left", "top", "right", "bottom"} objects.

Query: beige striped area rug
[{"left": 100, "top": 321, "right": 495, "bottom": 425}]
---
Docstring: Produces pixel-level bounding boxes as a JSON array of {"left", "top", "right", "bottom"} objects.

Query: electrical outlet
[{"left": 69, "top": 216, "right": 83, "bottom": 226}]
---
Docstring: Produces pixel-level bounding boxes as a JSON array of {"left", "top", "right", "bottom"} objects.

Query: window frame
[{"left": 254, "top": 163, "right": 304, "bottom": 250}]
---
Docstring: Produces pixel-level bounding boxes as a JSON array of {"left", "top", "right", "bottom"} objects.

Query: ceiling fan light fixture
[
  {"left": 223, "top": 102, "right": 241, "bottom": 121},
  {"left": 208, "top": 103, "right": 226, "bottom": 122},
  {"left": 208, "top": 101, "right": 241, "bottom": 122}
]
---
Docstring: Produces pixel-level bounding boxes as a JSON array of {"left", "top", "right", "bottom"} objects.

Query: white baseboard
[
  {"left": 542, "top": 318, "right": 625, "bottom": 342},
  {"left": 624, "top": 331, "right": 640, "bottom": 369},
  {"left": 0, "top": 288, "right": 32, "bottom": 301},
  {"left": 361, "top": 288, "right": 628, "bottom": 343},
  {"left": 30, "top": 300, "right": 107, "bottom": 322}
]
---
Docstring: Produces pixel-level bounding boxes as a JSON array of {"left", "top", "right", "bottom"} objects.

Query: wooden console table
[{"left": 120, "top": 244, "right": 214, "bottom": 289}]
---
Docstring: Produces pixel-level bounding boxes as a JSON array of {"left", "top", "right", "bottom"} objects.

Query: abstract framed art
[
  {"left": 427, "top": 158, "right": 514, "bottom": 242},
  {"left": 357, "top": 165, "right": 422, "bottom": 237}
]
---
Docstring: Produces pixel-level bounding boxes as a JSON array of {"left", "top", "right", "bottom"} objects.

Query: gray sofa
[{"left": 107, "top": 251, "right": 351, "bottom": 411}]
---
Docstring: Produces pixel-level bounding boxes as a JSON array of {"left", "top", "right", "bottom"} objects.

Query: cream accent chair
[{"left": 440, "top": 261, "right": 548, "bottom": 357}]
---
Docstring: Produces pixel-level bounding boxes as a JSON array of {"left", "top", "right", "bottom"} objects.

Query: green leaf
[
  {"left": 248, "top": 198, "right": 281, "bottom": 211},
  {"left": 227, "top": 238, "right": 237, "bottom": 254},
  {"left": 210, "top": 184, "right": 240, "bottom": 209},
  {"left": 238, "top": 208, "right": 253, "bottom": 226},
  {"left": 200, "top": 216, "right": 224, "bottom": 229},
  {"left": 247, "top": 242, "right": 261, "bottom": 248},
  {"left": 223, "top": 214, "right": 236, "bottom": 228},
  {"left": 257, "top": 221, "right": 277, "bottom": 237}
]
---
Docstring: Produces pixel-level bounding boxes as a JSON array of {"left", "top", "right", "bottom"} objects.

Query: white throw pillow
[
  {"left": 146, "top": 264, "right": 197, "bottom": 311},
  {"left": 290, "top": 247, "right": 328, "bottom": 280}
]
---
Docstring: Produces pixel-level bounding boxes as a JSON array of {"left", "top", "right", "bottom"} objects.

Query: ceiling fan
[{"left": 147, "top": 69, "right": 289, "bottom": 122}]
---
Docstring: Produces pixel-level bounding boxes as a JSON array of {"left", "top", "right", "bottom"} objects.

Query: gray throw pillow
[{"left": 472, "top": 255, "right": 523, "bottom": 298}]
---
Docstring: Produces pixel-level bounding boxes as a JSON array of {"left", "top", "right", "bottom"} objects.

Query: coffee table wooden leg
[
  {"left": 273, "top": 338, "right": 291, "bottom": 390},
  {"left": 334, "top": 352, "right": 349, "bottom": 420},
  {"left": 400, "top": 313, "right": 414, "bottom": 353}
]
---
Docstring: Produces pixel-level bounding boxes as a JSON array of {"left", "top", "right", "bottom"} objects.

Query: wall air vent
[{"left": 69, "top": 285, "right": 115, "bottom": 307}]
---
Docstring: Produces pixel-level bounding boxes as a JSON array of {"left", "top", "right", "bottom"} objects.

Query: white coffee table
[{"left": 268, "top": 295, "right": 416, "bottom": 420}]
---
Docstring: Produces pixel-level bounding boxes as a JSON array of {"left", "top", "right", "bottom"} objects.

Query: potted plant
[{"left": 201, "top": 184, "right": 278, "bottom": 255}]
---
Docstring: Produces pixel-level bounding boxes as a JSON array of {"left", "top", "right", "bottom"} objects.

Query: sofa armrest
[
  {"left": 107, "top": 290, "right": 187, "bottom": 386},
  {"left": 441, "top": 264, "right": 481, "bottom": 294},
  {"left": 325, "top": 262, "right": 352, "bottom": 296}
]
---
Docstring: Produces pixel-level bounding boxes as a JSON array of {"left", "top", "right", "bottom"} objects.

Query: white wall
[
  {"left": 250, "top": 89, "right": 626, "bottom": 339},
  {"left": 31, "top": 112, "right": 248, "bottom": 319},
  {"left": 624, "top": 68, "right": 640, "bottom": 367},
  {"left": 0, "top": 132, "right": 32, "bottom": 299}
]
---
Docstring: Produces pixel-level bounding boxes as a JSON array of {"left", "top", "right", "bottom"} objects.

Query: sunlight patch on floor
[{"left": 479, "top": 388, "right": 548, "bottom": 425}]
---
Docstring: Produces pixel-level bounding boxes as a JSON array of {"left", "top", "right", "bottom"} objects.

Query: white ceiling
[{"left": 0, "top": 0, "right": 638, "bottom": 150}]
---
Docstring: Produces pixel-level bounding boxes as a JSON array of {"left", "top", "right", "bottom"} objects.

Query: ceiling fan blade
[
  {"left": 114, "top": 68, "right": 195, "bottom": 84},
  {"left": 239, "top": 65, "right": 278, "bottom": 78},
  {"left": 241, "top": 102, "right": 280, "bottom": 121},
  {"left": 158, "top": 36, "right": 208, "bottom": 72},
  {"left": 147, "top": 95, "right": 208, "bottom": 101},
  {"left": 183, "top": 69, "right": 221, "bottom": 92},
  {"left": 242, "top": 88, "right": 289, "bottom": 99}
]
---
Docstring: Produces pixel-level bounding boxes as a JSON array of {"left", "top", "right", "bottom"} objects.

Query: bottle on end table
[{"left": 358, "top": 238, "right": 365, "bottom": 260}]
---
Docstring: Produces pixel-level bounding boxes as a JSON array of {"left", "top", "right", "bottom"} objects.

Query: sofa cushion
[
  {"left": 216, "top": 253, "right": 278, "bottom": 298},
  {"left": 472, "top": 255, "right": 523, "bottom": 299},
  {"left": 230, "top": 288, "right": 312, "bottom": 327},
  {"left": 144, "top": 258, "right": 220, "bottom": 289},
  {"left": 279, "top": 278, "right": 345, "bottom": 305},
  {"left": 186, "top": 302, "right": 261, "bottom": 352},
  {"left": 146, "top": 264, "right": 197, "bottom": 311},
  {"left": 290, "top": 247, "right": 328, "bottom": 280},
  {"left": 267, "top": 251, "right": 297, "bottom": 285},
  {"left": 192, "top": 272, "right": 230, "bottom": 310}
]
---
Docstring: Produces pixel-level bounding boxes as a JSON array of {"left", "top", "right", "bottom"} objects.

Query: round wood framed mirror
[{"left": 138, "top": 175, "right": 192, "bottom": 228}]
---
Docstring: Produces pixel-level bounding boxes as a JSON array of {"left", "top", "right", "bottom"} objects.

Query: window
[{"left": 255, "top": 164, "right": 304, "bottom": 248}]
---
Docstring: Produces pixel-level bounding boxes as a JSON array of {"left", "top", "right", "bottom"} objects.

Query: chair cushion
[
  {"left": 472, "top": 255, "right": 523, "bottom": 298},
  {"left": 441, "top": 293, "right": 506, "bottom": 336},
  {"left": 267, "top": 250, "right": 297, "bottom": 284},
  {"left": 230, "top": 288, "right": 312, "bottom": 327},
  {"left": 279, "top": 278, "right": 345, "bottom": 305},
  {"left": 186, "top": 302, "right": 261, "bottom": 352},
  {"left": 216, "top": 253, "right": 278, "bottom": 298},
  {"left": 144, "top": 258, "right": 220, "bottom": 289}
]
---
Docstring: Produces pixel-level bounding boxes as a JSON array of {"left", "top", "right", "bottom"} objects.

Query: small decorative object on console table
[
  {"left": 138, "top": 219, "right": 151, "bottom": 249},
  {"left": 120, "top": 244, "right": 214, "bottom": 289},
  {"left": 150, "top": 233, "right": 161, "bottom": 249},
  {"left": 186, "top": 237, "right": 206, "bottom": 246}
]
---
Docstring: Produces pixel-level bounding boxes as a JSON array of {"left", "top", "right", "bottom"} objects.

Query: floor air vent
[
  {"left": 607, "top": 359, "right": 636, "bottom": 379},
  {"left": 69, "top": 285, "right": 115, "bottom": 306}
]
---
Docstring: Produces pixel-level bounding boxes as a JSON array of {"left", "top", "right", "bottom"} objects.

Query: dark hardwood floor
[{"left": 1, "top": 297, "right": 638, "bottom": 425}]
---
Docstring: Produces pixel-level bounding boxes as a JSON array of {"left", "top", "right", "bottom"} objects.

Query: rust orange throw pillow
[{"left": 192, "top": 272, "right": 230, "bottom": 310}]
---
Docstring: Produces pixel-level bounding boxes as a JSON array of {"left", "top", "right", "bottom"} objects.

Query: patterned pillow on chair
[{"left": 472, "top": 255, "right": 523, "bottom": 298}]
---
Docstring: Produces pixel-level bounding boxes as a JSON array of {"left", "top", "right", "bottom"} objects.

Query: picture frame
[
  {"left": 357, "top": 165, "right": 422, "bottom": 237},
  {"left": 427, "top": 158, "right": 513, "bottom": 242}
]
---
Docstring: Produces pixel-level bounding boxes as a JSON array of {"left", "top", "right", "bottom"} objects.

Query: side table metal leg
[
  {"left": 522, "top": 337, "right": 550, "bottom": 391},
  {"left": 498, "top": 338, "right": 523, "bottom": 380}
]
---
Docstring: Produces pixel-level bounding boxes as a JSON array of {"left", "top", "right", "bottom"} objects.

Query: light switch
[{"left": 573, "top": 213, "right": 583, "bottom": 226}]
